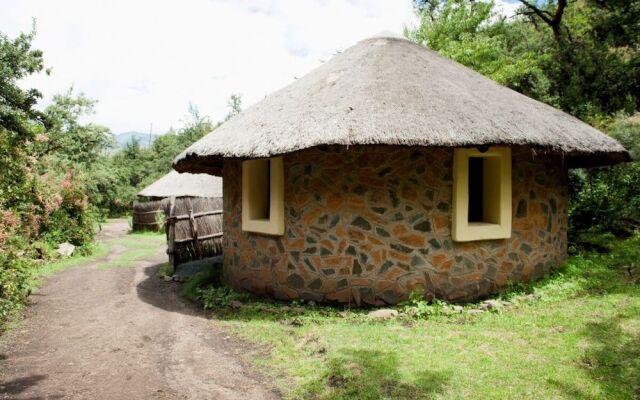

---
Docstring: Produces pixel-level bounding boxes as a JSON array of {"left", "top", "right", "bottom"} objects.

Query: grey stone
[
  {"left": 480, "top": 299, "right": 502, "bottom": 311},
  {"left": 411, "top": 255, "right": 427, "bottom": 267},
  {"left": 378, "top": 167, "right": 392, "bottom": 177},
  {"left": 414, "top": 220, "right": 432, "bottom": 232},
  {"left": 549, "top": 198, "right": 557, "bottom": 213},
  {"left": 351, "top": 216, "right": 372, "bottom": 231},
  {"left": 390, "top": 243, "right": 413, "bottom": 254},
  {"left": 55, "top": 242, "right": 75, "bottom": 257},
  {"left": 368, "top": 309, "right": 398, "bottom": 319},
  {"left": 389, "top": 190, "right": 400, "bottom": 208},
  {"left": 467, "top": 309, "right": 485, "bottom": 315},
  {"left": 375, "top": 227, "right": 390, "bottom": 237},
  {"left": 308, "top": 278, "right": 323, "bottom": 290},
  {"left": 379, "top": 260, "right": 393, "bottom": 274},
  {"left": 378, "top": 290, "right": 399, "bottom": 304},
  {"left": 516, "top": 199, "right": 527, "bottom": 218},
  {"left": 352, "top": 185, "right": 365, "bottom": 196},
  {"left": 352, "top": 259, "right": 363, "bottom": 275},
  {"left": 286, "top": 273, "right": 305, "bottom": 289},
  {"left": 230, "top": 300, "right": 243, "bottom": 309},
  {"left": 436, "top": 202, "right": 450, "bottom": 212}
]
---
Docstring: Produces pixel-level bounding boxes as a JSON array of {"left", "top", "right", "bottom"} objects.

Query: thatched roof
[
  {"left": 138, "top": 170, "right": 222, "bottom": 199},
  {"left": 174, "top": 35, "right": 629, "bottom": 174}
]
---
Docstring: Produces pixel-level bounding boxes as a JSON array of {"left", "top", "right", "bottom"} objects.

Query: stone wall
[{"left": 222, "top": 146, "right": 568, "bottom": 304}]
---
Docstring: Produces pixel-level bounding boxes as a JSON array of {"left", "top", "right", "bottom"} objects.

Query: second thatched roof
[
  {"left": 174, "top": 35, "right": 629, "bottom": 174},
  {"left": 138, "top": 170, "right": 222, "bottom": 199}
]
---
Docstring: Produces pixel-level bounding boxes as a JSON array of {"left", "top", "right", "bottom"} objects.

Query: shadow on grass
[
  {"left": 299, "top": 349, "right": 450, "bottom": 399},
  {"left": 550, "top": 312, "right": 640, "bottom": 399}
]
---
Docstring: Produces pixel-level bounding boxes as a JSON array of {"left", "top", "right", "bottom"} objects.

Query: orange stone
[
  {"left": 399, "top": 233, "right": 425, "bottom": 248},
  {"left": 441, "top": 258, "right": 453, "bottom": 271},
  {"left": 434, "top": 215, "right": 449, "bottom": 231},
  {"left": 320, "top": 239, "right": 335, "bottom": 251},
  {"left": 326, "top": 192, "right": 344, "bottom": 211},
  {"left": 347, "top": 197, "right": 365, "bottom": 209},
  {"left": 323, "top": 256, "right": 349, "bottom": 267},
  {"left": 401, "top": 185, "right": 418, "bottom": 202},
  {"left": 367, "top": 235, "right": 384, "bottom": 246},
  {"left": 392, "top": 224, "right": 408, "bottom": 236},
  {"left": 351, "top": 278, "right": 374, "bottom": 287},
  {"left": 347, "top": 229, "right": 365, "bottom": 241},
  {"left": 431, "top": 253, "right": 448, "bottom": 266},
  {"left": 388, "top": 250, "right": 410, "bottom": 263},
  {"left": 326, "top": 288, "right": 352, "bottom": 303},
  {"left": 372, "top": 249, "right": 384, "bottom": 265},
  {"left": 303, "top": 207, "right": 324, "bottom": 225}
]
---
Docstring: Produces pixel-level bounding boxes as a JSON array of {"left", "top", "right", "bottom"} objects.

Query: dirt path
[{"left": 0, "top": 219, "right": 278, "bottom": 400}]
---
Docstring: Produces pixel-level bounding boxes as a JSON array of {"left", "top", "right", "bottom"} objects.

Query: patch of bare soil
[{"left": 0, "top": 221, "right": 278, "bottom": 400}]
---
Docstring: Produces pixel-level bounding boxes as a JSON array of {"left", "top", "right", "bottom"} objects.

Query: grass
[
  {"left": 194, "top": 234, "right": 640, "bottom": 400},
  {"left": 97, "top": 231, "right": 165, "bottom": 270}
]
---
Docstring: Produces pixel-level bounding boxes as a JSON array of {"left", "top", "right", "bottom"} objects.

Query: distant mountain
[{"left": 114, "top": 131, "right": 158, "bottom": 149}]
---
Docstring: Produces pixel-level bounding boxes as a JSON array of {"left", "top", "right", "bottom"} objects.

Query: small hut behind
[
  {"left": 132, "top": 198, "right": 165, "bottom": 231},
  {"left": 135, "top": 171, "right": 224, "bottom": 267}
]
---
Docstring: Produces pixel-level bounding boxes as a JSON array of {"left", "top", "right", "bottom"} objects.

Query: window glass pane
[
  {"left": 249, "top": 159, "right": 270, "bottom": 220},
  {"left": 468, "top": 157, "right": 484, "bottom": 222}
]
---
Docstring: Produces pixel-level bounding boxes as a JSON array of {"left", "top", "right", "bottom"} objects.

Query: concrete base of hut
[{"left": 222, "top": 146, "right": 568, "bottom": 305}]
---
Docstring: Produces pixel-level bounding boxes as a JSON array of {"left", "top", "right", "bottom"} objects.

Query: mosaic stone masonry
[{"left": 222, "top": 146, "right": 568, "bottom": 305}]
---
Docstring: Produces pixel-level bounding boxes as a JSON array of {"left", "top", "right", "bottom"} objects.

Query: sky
[{"left": 1, "top": 0, "right": 520, "bottom": 135}]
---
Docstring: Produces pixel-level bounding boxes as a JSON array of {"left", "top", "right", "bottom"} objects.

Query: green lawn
[
  {"left": 199, "top": 234, "right": 640, "bottom": 400},
  {"left": 97, "top": 232, "right": 166, "bottom": 270}
]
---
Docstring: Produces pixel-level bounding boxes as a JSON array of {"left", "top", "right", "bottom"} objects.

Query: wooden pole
[{"left": 167, "top": 196, "right": 176, "bottom": 273}]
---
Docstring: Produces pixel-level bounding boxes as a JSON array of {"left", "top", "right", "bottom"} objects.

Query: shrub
[{"left": 569, "top": 115, "right": 640, "bottom": 237}]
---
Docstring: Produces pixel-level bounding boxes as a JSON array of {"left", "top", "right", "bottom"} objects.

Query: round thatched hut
[
  {"left": 134, "top": 171, "right": 224, "bottom": 267},
  {"left": 173, "top": 35, "right": 629, "bottom": 305}
]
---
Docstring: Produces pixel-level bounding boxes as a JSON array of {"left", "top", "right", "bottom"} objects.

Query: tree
[
  {"left": 0, "top": 26, "right": 47, "bottom": 139},
  {"left": 177, "top": 104, "right": 215, "bottom": 148},
  {"left": 0, "top": 27, "right": 47, "bottom": 210},
  {"left": 38, "top": 89, "right": 113, "bottom": 165},
  {"left": 225, "top": 94, "right": 242, "bottom": 121},
  {"left": 407, "top": 0, "right": 553, "bottom": 102}
]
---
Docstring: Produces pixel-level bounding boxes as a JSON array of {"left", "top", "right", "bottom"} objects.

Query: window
[
  {"left": 452, "top": 147, "right": 511, "bottom": 242},
  {"left": 242, "top": 157, "right": 285, "bottom": 235}
]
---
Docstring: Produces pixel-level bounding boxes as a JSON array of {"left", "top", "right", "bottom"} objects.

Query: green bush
[
  {"left": 198, "top": 286, "right": 249, "bottom": 310},
  {"left": 0, "top": 249, "right": 35, "bottom": 324},
  {"left": 569, "top": 115, "right": 640, "bottom": 237}
]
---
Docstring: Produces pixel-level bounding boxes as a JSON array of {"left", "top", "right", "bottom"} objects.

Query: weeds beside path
[{"left": 0, "top": 219, "right": 278, "bottom": 400}]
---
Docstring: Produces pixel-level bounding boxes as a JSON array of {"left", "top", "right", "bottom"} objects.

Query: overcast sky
[{"left": 1, "top": 0, "right": 520, "bottom": 135}]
